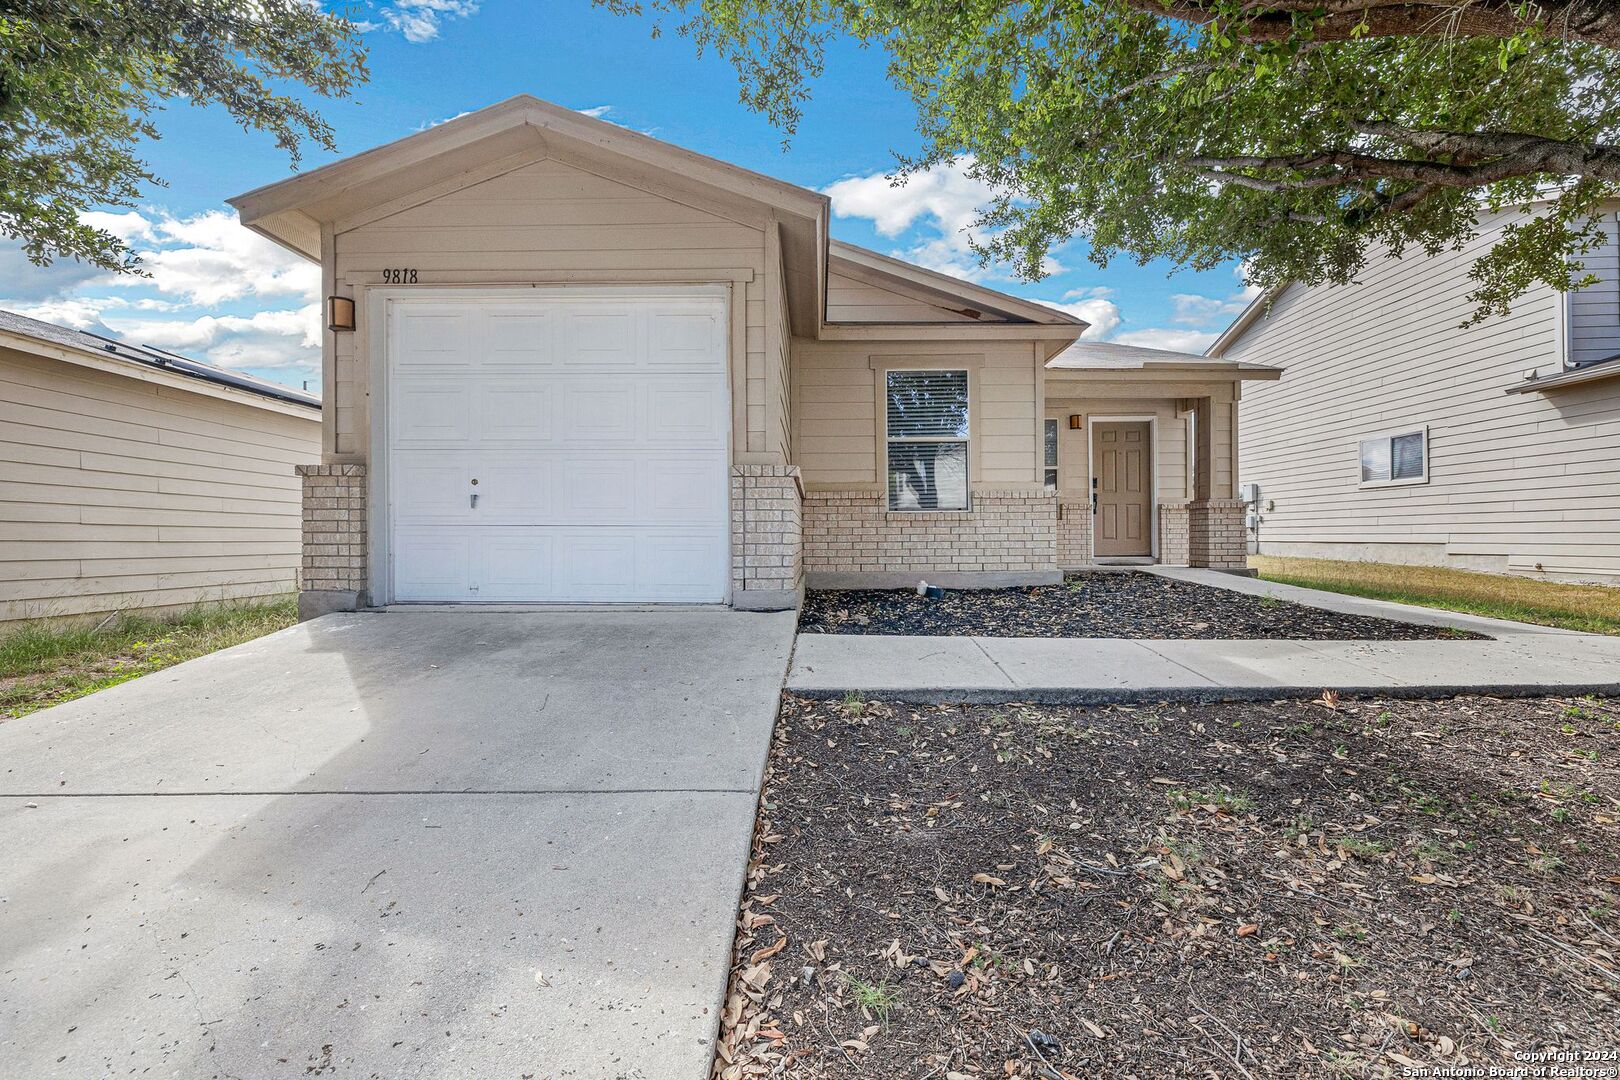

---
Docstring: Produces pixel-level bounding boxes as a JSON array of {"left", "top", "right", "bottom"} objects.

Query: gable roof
[
  {"left": 231, "top": 95, "right": 828, "bottom": 252},
  {"left": 0, "top": 309, "right": 320, "bottom": 413},
  {"left": 228, "top": 95, "right": 1079, "bottom": 342},
  {"left": 828, "top": 241, "right": 1084, "bottom": 327}
]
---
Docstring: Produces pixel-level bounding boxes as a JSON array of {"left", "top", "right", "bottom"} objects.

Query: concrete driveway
[{"left": 0, "top": 609, "right": 796, "bottom": 1079}]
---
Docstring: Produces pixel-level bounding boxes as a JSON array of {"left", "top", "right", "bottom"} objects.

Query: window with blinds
[
  {"left": 1043, "top": 418, "right": 1059, "bottom": 491},
  {"left": 886, "top": 369, "right": 969, "bottom": 510},
  {"left": 1359, "top": 428, "right": 1428, "bottom": 486}
]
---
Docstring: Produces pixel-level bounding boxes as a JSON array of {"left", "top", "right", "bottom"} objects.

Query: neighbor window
[
  {"left": 1043, "top": 418, "right": 1059, "bottom": 491},
  {"left": 1359, "top": 428, "right": 1428, "bottom": 485},
  {"left": 886, "top": 369, "right": 969, "bottom": 510}
]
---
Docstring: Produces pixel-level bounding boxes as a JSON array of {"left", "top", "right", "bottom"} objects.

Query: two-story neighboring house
[{"left": 1209, "top": 208, "right": 1620, "bottom": 584}]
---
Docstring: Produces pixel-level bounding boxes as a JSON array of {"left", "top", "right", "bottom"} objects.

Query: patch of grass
[
  {"left": 1253, "top": 555, "right": 1620, "bottom": 635},
  {"left": 1335, "top": 836, "right": 1386, "bottom": 860},
  {"left": 843, "top": 974, "right": 900, "bottom": 1027},
  {"left": 0, "top": 597, "right": 296, "bottom": 719}
]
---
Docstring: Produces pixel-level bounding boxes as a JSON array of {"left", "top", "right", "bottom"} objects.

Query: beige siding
[
  {"left": 826, "top": 270, "right": 1001, "bottom": 323},
  {"left": 1044, "top": 397, "right": 1195, "bottom": 502},
  {"left": 332, "top": 156, "right": 780, "bottom": 458},
  {"left": 1229, "top": 211, "right": 1620, "bottom": 581},
  {"left": 0, "top": 349, "right": 319, "bottom": 622},
  {"left": 790, "top": 338, "right": 1041, "bottom": 488}
]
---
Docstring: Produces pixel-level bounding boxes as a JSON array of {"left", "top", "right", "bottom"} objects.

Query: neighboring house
[
  {"left": 227, "top": 95, "right": 1279, "bottom": 616},
  {"left": 1212, "top": 208, "right": 1620, "bottom": 585},
  {"left": 0, "top": 310, "right": 321, "bottom": 623}
]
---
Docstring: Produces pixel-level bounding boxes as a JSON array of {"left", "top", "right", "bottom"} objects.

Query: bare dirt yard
[
  {"left": 713, "top": 693, "right": 1619, "bottom": 1079},
  {"left": 797, "top": 573, "right": 1485, "bottom": 640}
]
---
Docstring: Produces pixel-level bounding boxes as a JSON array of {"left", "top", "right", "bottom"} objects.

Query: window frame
[
  {"left": 1358, "top": 426, "right": 1429, "bottom": 488},
  {"left": 882, "top": 366, "right": 972, "bottom": 512}
]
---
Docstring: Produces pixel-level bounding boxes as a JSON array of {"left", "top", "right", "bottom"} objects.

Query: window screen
[
  {"left": 886, "top": 370, "right": 969, "bottom": 510},
  {"left": 1360, "top": 429, "right": 1426, "bottom": 484},
  {"left": 1391, "top": 432, "right": 1425, "bottom": 480}
]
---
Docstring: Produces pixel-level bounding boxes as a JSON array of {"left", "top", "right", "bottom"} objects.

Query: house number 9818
[{"left": 382, "top": 268, "right": 418, "bottom": 284}]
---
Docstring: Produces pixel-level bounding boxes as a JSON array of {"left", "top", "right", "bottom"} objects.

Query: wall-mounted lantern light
[
  {"left": 326, "top": 295, "right": 356, "bottom": 332},
  {"left": 1068, "top": 414, "right": 1082, "bottom": 429}
]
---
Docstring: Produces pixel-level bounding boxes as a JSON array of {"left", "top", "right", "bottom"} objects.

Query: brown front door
[{"left": 1093, "top": 422, "right": 1152, "bottom": 557}]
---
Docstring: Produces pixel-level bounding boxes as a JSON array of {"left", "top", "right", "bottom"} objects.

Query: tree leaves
[
  {"left": 605, "top": 0, "right": 1620, "bottom": 317},
  {"left": 1, "top": 0, "right": 367, "bottom": 272}
]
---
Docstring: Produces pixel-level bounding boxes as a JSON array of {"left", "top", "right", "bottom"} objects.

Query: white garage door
[{"left": 386, "top": 293, "right": 730, "bottom": 603}]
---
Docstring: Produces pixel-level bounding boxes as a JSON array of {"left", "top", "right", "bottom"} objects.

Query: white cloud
[
  {"left": 3, "top": 297, "right": 118, "bottom": 334},
  {"left": 1112, "top": 327, "right": 1220, "bottom": 353},
  {"left": 578, "top": 105, "right": 614, "bottom": 119},
  {"left": 1029, "top": 287, "right": 1120, "bottom": 340},
  {"left": 1, "top": 207, "right": 321, "bottom": 387},
  {"left": 374, "top": 0, "right": 479, "bottom": 43},
  {"left": 417, "top": 110, "right": 472, "bottom": 131},
  {"left": 80, "top": 209, "right": 157, "bottom": 243},
  {"left": 826, "top": 158, "right": 994, "bottom": 241},
  {"left": 105, "top": 304, "right": 322, "bottom": 376},
  {"left": 114, "top": 210, "right": 320, "bottom": 306},
  {"left": 1166, "top": 281, "right": 1263, "bottom": 328},
  {"left": 823, "top": 158, "right": 1061, "bottom": 283}
]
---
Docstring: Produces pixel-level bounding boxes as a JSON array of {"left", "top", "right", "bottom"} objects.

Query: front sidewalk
[{"left": 787, "top": 570, "right": 1620, "bottom": 703}]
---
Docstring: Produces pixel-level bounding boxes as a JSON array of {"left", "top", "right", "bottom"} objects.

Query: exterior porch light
[
  {"left": 326, "top": 295, "right": 356, "bottom": 332},
  {"left": 1068, "top": 414, "right": 1082, "bottom": 429}
]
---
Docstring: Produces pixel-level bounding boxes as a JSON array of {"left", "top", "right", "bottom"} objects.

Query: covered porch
[{"left": 1041, "top": 341, "right": 1281, "bottom": 570}]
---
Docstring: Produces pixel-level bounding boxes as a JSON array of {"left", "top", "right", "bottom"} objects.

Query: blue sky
[{"left": 0, "top": 1, "right": 1254, "bottom": 390}]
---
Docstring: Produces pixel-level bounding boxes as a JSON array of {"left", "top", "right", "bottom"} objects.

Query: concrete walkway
[
  {"left": 0, "top": 609, "right": 796, "bottom": 1080},
  {"left": 788, "top": 571, "right": 1620, "bottom": 703}
]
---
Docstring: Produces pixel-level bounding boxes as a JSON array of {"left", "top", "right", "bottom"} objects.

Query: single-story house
[
  {"left": 1211, "top": 206, "right": 1620, "bottom": 584},
  {"left": 0, "top": 310, "right": 321, "bottom": 623},
  {"left": 227, "top": 95, "right": 1280, "bottom": 616}
]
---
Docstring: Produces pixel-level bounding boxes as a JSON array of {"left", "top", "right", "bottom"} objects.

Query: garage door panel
[
  {"left": 564, "top": 309, "right": 641, "bottom": 369},
  {"left": 554, "top": 533, "right": 638, "bottom": 598},
  {"left": 643, "top": 456, "right": 727, "bottom": 521},
  {"left": 483, "top": 308, "right": 557, "bottom": 368},
  {"left": 393, "top": 528, "right": 473, "bottom": 600},
  {"left": 392, "top": 454, "right": 470, "bottom": 523},
  {"left": 478, "top": 531, "right": 555, "bottom": 598},
  {"left": 477, "top": 454, "right": 556, "bottom": 518},
  {"left": 560, "top": 382, "right": 637, "bottom": 443},
  {"left": 635, "top": 533, "right": 727, "bottom": 601},
  {"left": 394, "top": 381, "right": 474, "bottom": 443},
  {"left": 641, "top": 377, "right": 728, "bottom": 445},
  {"left": 478, "top": 382, "right": 554, "bottom": 442},
  {"left": 393, "top": 308, "right": 477, "bottom": 369},
  {"left": 646, "top": 310, "right": 724, "bottom": 371},
  {"left": 561, "top": 457, "right": 637, "bottom": 520}
]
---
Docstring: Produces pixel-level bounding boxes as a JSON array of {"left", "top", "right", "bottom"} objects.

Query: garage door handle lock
[{"left": 470, "top": 492, "right": 479, "bottom": 509}]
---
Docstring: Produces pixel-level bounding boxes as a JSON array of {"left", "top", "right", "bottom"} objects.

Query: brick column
[
  {"left": 1158, "top": 502, "right": 1191, "bottom": 566},
  {"left": 730, "top": 464, "right": 803, "bottom": 610},
  {"left": 1188, "top": 498, "right": 1247, "bottom": 570},
  {"left": 294, "top": 464, "right": 367, "bottom": 619},
  {"left": 1057, "top": 498, "right": 1091, "bottom": 569}
]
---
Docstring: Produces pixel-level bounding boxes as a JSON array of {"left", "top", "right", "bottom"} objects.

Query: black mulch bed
[
  {"left": 797, "top": 572, "right": 1487, "bottom": 640},
  {"left": 713, "top": 693, "right": 1620, "bottom": 1079}
]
